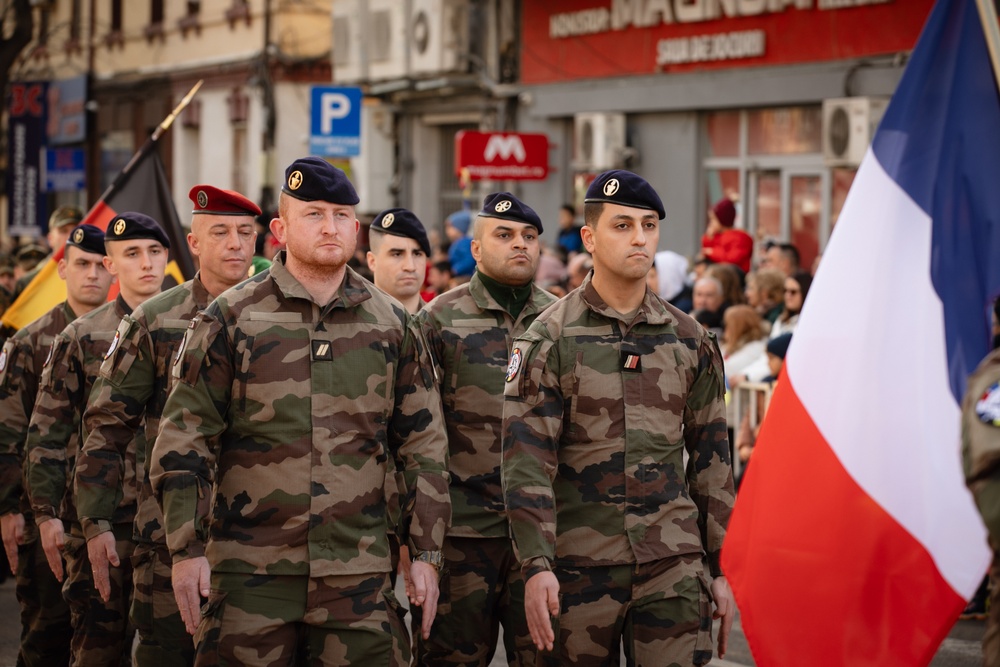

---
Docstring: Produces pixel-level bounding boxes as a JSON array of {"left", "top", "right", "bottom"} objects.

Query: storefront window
[
  {"left": 830, "top": 167, "right": 857, "bottom": 233},
  {"left": 790, "top": 175, "right": 821, "bottom": 271},
  {"left": 755, "top": 171, "right": 781, "bottom": 243},
  {"left": 703, "top": 111, "right": 740, "bottom": 158},
  {"left": 705, "top": 168, "right": 740, "bottom": 224},
  {"left": 747, "top": 106, "right": 822, "bottom": 156}
]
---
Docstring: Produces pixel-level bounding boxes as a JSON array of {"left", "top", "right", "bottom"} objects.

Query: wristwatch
[{"left": 411, "top": 549, "right": 444, "bottom": 569}]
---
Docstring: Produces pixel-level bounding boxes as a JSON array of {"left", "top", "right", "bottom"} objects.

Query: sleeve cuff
[
  {"left": 521, "top": 556, "right": 553, "bottom": 579},
  {"left": 81, "top": 518, "right": 113, "bottom": 541},
  {"left": 170, "top": 543, "right": 206, "bottom": 564}
]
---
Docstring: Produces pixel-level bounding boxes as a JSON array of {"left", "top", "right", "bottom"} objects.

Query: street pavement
[{"left": 0, "top": 574, "right": 985, "bottom": 666}]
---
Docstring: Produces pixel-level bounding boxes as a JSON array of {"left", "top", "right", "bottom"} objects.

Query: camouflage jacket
[
  {"left": 418, "top": 273, "right": 555, "bottom": 538},
  {"left": 0, "top": 302, "right": 76, "bottom": 516},
  {"left": 150, "top": 254, "right": 450, "bottom": 576},
  {"left": 963, "top": 347, "right": 1000, "bottom": 545},
  {"left": 25, "top": 296, "right": 139, "bottom": 526},
  {"left": 75, "top": 277, "right": 212, "bottom": 542},
  {"left": 501, "top": 274, "right": 734, "bottom": 578}
]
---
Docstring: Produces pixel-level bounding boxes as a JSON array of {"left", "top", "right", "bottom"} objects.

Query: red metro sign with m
[{"left": 455, "top": 131, "right": 550, "bottom": 181}]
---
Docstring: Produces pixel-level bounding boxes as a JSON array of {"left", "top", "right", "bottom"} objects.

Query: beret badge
[{"left": 287, "top": 170, "right": 303, "bottom": 191}]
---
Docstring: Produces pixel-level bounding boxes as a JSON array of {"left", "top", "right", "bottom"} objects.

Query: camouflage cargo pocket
[{"left": 193, "top": 589, "right": 228, "bottom": 663}]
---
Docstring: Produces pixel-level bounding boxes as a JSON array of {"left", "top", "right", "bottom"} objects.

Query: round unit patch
[
  {"left": 603, "top": 178, "right": 620, "bottom": 197},
  {"left": 113, "top": 219, "right": 127, "bottom": 236},
  {"left": 287, "top": 170, "right": 303, "bottom": 191},
  {"left": 197, "top": 190, "right": 208, "bottom": 208},
  {"left": 104, "top": 331, "right": 121, "bottom": 360},
  {"left": 495, "top": 200, "right": 512, "bottom": 213},
  {"left": 976, "top": 381, "right": 1000, "bottom": 427},
  {"left": 72, "top": 228, "right": 84, "bottom": 244},
  {"left": 505, "top": 347, "right": 523, "bottom": 383},
  {"left": 381, "top": 212, "right": 395, "bottom": 228}
]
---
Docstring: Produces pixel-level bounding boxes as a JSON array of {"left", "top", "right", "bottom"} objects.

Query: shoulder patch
[
  {"left": 506, "top": 347, "right": 523, "bottom": 383},
  {"left": 976, "top": 381, "right": 1000, "bottom": 427},
  {"left": 42, "top": 341, "right": 56, "bottom": 368},
  {"left": 104, "top": 330, "right": 122, "bottom": 360}
]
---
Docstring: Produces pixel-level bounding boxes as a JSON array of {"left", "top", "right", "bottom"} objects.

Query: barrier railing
[{"left": 729, "top": 381, "right": 774, "bottom": 480}]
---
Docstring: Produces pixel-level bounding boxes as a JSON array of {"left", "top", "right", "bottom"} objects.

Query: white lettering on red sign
[
  {"left": 550, "top": 0, "right": 891, "bottom": 39},
  {"left": 484, "top": 135, "right": 527, "bottom": 162},
  {"left": 656, "top": 30, "right": 766, "bottom": 65}
]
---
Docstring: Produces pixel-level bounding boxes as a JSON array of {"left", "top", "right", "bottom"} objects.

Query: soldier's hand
[
  {"left": 408, "top": 561, "right": 440, "bottom": 640},
  {"left": 711, "top": 576, "right": 735, "bottom": 658},
  {"left": 0, "top": 512, "right": 25, "bottom": 571},
  {"left": 87, "top": 531, "right": 119, "bottom": 603},
  {"left": 525, "top": 571, "right": 559, "bottom": 652},
  {"left": 397, "top": 545, "right": 414, "bottom": 600},
  {"left": 172, "top": 556, "right": 211, "bottom": 636},
  {"left": 38, "top": 517, "right": 66, "bottom": 582}
]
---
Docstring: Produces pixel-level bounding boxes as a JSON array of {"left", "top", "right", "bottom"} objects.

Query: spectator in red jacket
[{"left": 701, "top": 198, "right": 753, "bottom": 273}]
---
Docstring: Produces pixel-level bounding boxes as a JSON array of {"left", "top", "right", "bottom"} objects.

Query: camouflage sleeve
[
  {"left": 683, "top": 332, "right": 735, "bottom": 577},
  {"left": 414, "top": 309, "right": 445, "bottom": 387},
  {"left": 501, "top": 328, "right": 562, "bottom": 579},
  {"left": 25, "top": 331, "right": 81, "bottom": 524},
  {"left": 150, "top": 313, "right": 229, "bottom": 563},
  {"left": 391, "top": 315, "right": 450, "bottom": 553},
  {"left": 76, "top": 316, "right": 152, "bottom": 540},
  {"left": 0, "top": 337, "right": 30, "bottom": 515},
  {"left": 962, "top": 350, "right": 1000, "bottom": 544}
]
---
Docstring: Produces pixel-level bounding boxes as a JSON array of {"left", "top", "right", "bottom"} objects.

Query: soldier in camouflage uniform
[
  {"left": 74, "top": 186, "right": 261, "bottom": 667},
  {"left": 149, "top": 158, "right": 450, "bottom": 666},
  {"left": 501, "top": 170, "right": 736, "bottom": 667},
  {"left": 0, "top": 225, "right": 111, "bottom": 667},
  {"left": 963, "top": 346, "right": 1000, "bottom": 666},
  {"left": 416, "top": 192, "right": 553, "bottom": 665},
  {"left": 26, "top": 213, "right": 170, "bottom": 666}
]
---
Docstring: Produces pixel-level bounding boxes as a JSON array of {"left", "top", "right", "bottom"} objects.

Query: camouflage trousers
[
  {"left": 539, "top": 554, "right": 714, "bottom": 667},
  {"left": 412, "top": 536, "right": 535, "bottom": 666},
  {"left": 131, "top": 543, "right": 194, "bottom": 667},
  {"left": 194, "top": 570, "right": 409, "bottom": 666},
  {"left": 14, "top": 520, "right": 71, "bottom": 666},
  {"left": 62, "top": 523, "right": 136, "bottom": 667},
  {"left": 985, "top": 549, "right": 1000, "bottom": 667}
]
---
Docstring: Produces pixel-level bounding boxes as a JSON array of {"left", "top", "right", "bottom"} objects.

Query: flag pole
[
  {"left": 111, "top": 79, "right": 203, "bottom": 193},
  {"left": 975, "top": 0, "right": 1000, "bottom": 92}
]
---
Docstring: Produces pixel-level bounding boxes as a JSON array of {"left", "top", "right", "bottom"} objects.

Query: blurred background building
[{"left": 2, "top": 0, "right": 935, "bottom": 263}]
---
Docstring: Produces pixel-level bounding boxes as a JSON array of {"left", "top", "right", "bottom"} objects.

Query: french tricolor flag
[{"left": 722, "top": 0, "right": 1000, "bottom": 664}]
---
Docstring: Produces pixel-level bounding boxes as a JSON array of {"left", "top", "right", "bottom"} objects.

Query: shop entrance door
[{"left": 748, "top": 166, "right": 829, "bottom": 271}]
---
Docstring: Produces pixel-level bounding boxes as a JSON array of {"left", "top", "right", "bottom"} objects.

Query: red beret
[{"left": 189, "top": 185, "right": 262, "bottom": 217}]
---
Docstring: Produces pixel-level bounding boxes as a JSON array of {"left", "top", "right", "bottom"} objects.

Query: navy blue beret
[
  {"left": 105, "top": 212, "right": 170, "bottom": 248},
  {"left": 767, "top": 332, "right": 793, "bottom": 360},
  {"left": 584, "top": 169, "right": 665, "bottom": 220},
  {"left": 281, "top": 157, "right": 359, "bottom": 206},
  {"left": 66, "top": 224, "right": 107, "bottom": 256},
  {"left": 478, "top": 192, "right": 543, "bottom": 234},
  {"left": 370, "top": 208, "right": 431, "bottom": 257}
]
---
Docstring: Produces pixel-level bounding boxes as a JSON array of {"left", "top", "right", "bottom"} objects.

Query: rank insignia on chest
[
  {"left": 312, "top": 340, "right": 333, "bottom": 361},
  {"left": 622, "top": 352, "right": 642, "bottom": 372},
  {"left": 977, "top": 381, "right": 1000, "bottom": 427}
]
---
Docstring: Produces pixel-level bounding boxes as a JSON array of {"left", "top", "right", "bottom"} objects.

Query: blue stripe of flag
[{"left": 871, "top": 0, "right": 1000, "bottom": 403}]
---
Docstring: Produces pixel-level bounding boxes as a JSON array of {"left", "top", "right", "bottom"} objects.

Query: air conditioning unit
[
  {"left": 822, "top": 97, "right": 888, "bottom": 167},
  {"left": 573, "top": 112, "right": 626, "bottom": 171},
  {"left": 332, "top": 0, "right": 364, "bottom": 83},
  {"left": 409, "top": 0, "right": 469, "bottom": 76},
  {"left": 367, "top": 0, "right": 408, "bottom": 81},
  {"left": 349, "top": 101, "right": 396, "bottom": 214}
]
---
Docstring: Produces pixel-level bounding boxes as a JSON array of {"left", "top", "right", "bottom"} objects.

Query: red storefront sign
[
  {"left": 455, "top": 131, "right": 550, "bottom": 181},
  {"left": 522, "top": 0, "right": 935, "bottom": 85}
]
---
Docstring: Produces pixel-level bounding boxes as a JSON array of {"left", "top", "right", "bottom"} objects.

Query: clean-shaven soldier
[
  {"left": 417, "top": 192, "right": 554, "bottom": 665},
  {"left": 74, "top": 186, "right": 260, "bottom": 667},
  {"left": 502, "top": 171, "right": 736, "bottom": 666},
  {"left": 0, "top": 224, "right": 112, "bottom": 667},
  {"left": 26, "top": 213, "right": 170, "bottom": 666},
  {"left": 150, "top": 158, "right": 450, "bottom": 666},
  {"left": 367, "top": 208, "right": 431, "bottom": 314}
]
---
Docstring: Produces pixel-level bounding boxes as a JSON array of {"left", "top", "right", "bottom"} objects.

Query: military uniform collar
[
  {"left": 469, "top": 271, "right": 550, "bottom": 318},
  {"left": 62, "top": 300, "right": 79, "bottom": 321},
  {"left": 114, "top": 293, "right": 133, "bottom": 317},
  {"left": 580, "top": 272, "right": 675, "bottom": 326},
  {"left": 190, "top": 272, "right": 213, "bottom": 308},
  {"left": 269, "top": 251, "right": 372, "bottom": 309}
]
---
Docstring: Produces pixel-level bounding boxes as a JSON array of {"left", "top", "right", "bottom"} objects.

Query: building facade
[{"left": 7, "top": 0, "right": 333, "bottom": 239}]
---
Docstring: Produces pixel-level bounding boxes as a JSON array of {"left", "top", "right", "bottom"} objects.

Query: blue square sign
[{"left": 310, "top": 86, "right": 362, "bottom": 157}]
